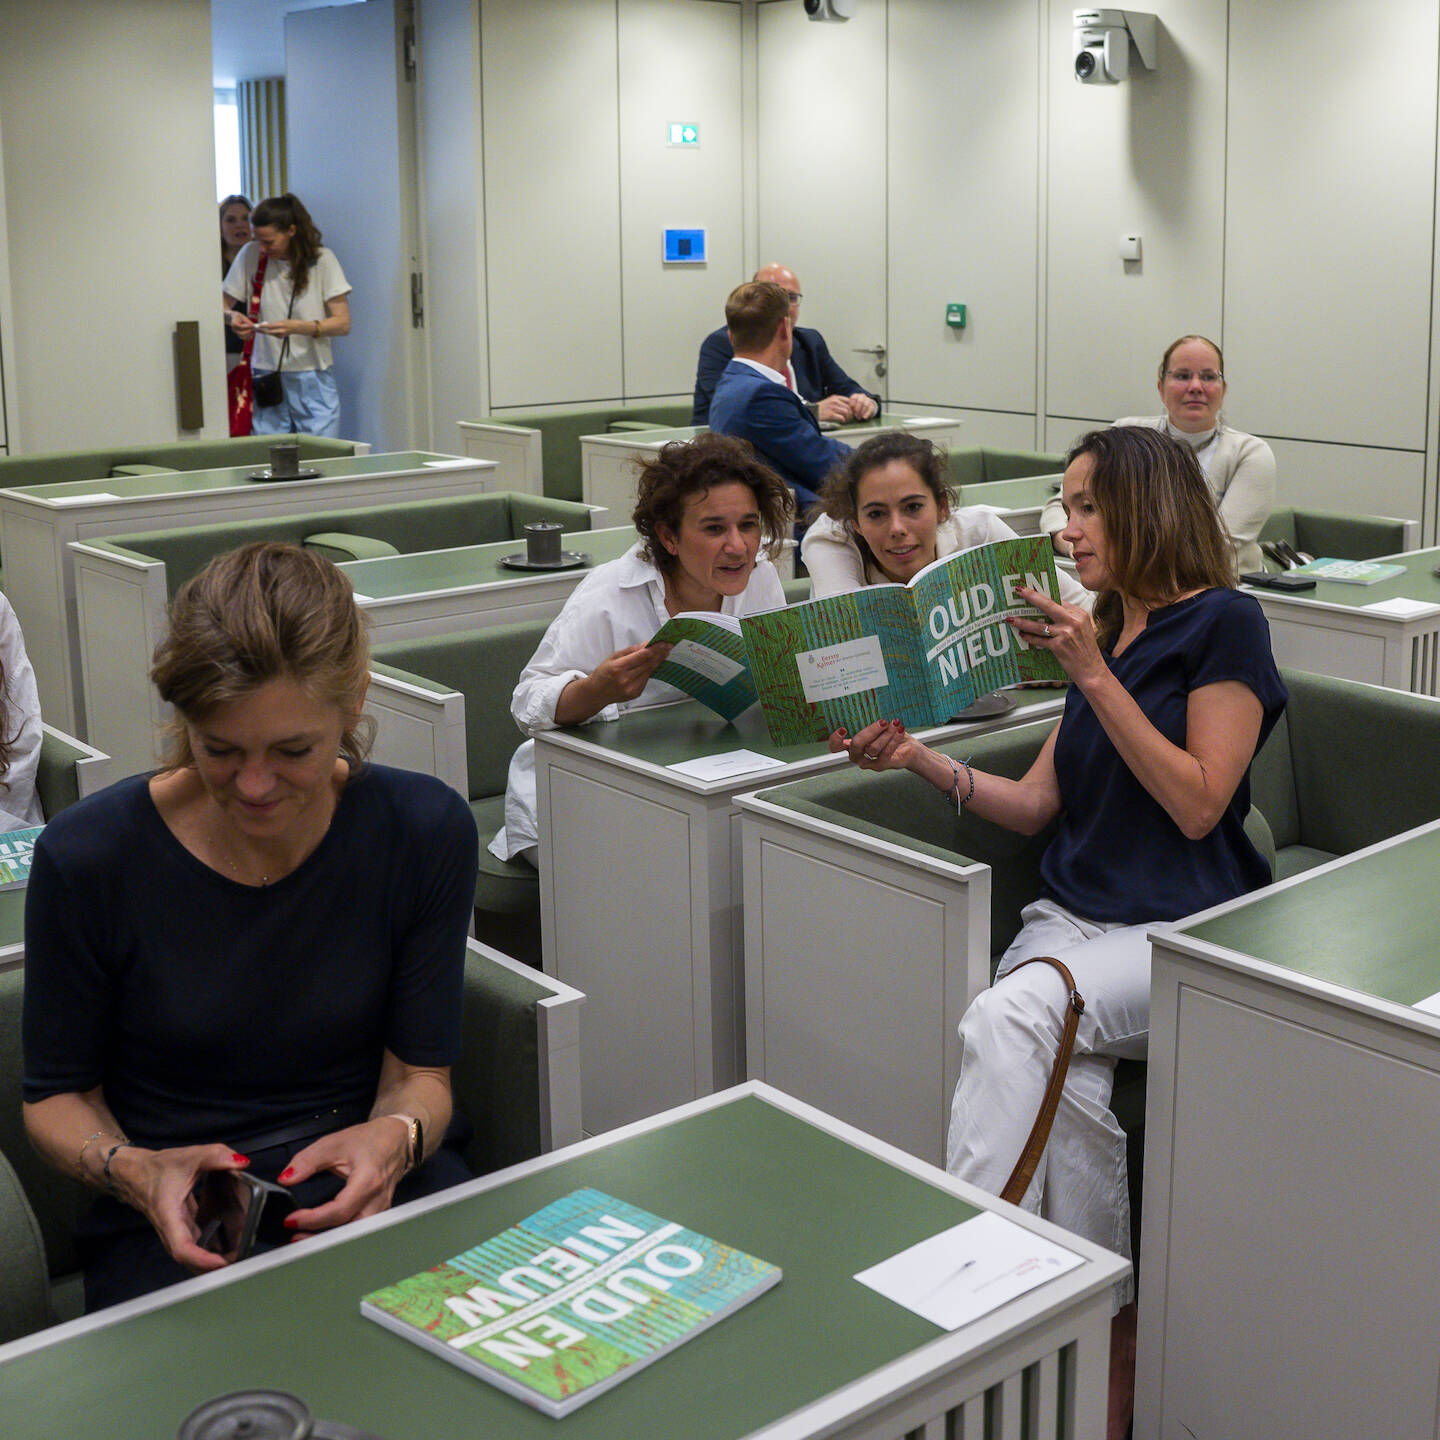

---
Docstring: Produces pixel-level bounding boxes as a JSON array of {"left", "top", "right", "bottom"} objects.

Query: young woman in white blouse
[
  {"left": 802, "top": 432, "right": 1090, "bottom": 609},
  {"left": 1041, "top": 334, "right": 1276, "bottom": 575},
  {"left": 490, "top": 433, "right": 794, "bottom": 865}
]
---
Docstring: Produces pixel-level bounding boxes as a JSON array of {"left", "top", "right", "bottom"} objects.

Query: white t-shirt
[
  {"left": 0, "top": 593, "right": 44, "bottom": 831},
  {"left": 490, "top": 541, "right": 788, "bottom": 860},
  {"left": 223, "top": 242, "right": 351, "bottom": 373}
]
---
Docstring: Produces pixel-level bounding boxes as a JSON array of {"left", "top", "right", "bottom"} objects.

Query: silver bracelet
[
  {"left": 102, "top": 1140, "right": 136, "bottom": 1193},
  {"left": 945, "top": 755, "right": 975, "bottom": 811}
]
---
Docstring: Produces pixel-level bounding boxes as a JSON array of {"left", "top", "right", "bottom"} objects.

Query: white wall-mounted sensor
[
  {"left": 1073, "top": 10, "right": 1157, "bottom": 85},
  {"left": 1120, "top": 234, "right": 1142, "bottom": 262},
  {"left": 805, "top": 0, "right": 856, "bottom": 23}
]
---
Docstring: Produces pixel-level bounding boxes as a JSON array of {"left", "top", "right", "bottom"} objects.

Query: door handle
[{"left": 852, "top": 344, "right": 887, "bottom": 357}]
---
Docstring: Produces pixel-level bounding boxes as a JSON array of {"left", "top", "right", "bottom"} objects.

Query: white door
[
  {"left": 756, "top": 2, "right": 887, "bottom": 402},
  {"left": 286, "top": 0, "right": 428, "bottom": 451}
]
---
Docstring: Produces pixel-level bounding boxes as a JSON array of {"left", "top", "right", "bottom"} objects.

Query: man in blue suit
[
  {"left": 707, "top": 281, "right": 854, "bottom": 513},
  {"left": 691, "top": 263, "right": 880, "bottom": 426}
]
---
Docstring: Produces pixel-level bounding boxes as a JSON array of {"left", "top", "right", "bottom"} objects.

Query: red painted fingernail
[
  {"left": 278, "top": 1166, "right": 294, "bottom": 1182},
  {"left": 283, "top": 1215, "right": 298, "bottom": 1230},
  {"left": 232, "top": 1153, "right": 249, "bottom": 1166},
  {"left": 895, "top": 721, "right": 906, "bottom": 733},
  {"left": 891, "top": 719, "right": 902, "bottom": 727},
  {"left": 836, "top": 727, "right": 847, "bottom": 736}
]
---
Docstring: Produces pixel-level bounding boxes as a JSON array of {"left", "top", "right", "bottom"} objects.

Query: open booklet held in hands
[{"left": 649, "top": 535, "right": 1067, "bottom": 745}]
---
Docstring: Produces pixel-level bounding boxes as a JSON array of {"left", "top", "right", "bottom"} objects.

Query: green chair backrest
[
  {"left": 0, "top": 970, "right": 90, "bottom": 1279},
  {"left": 0, "top": 436, "right": 358, "bottom": 490},
  {"left": 35, "top": 728, "right": 88, "bottom": 819},
  {"left": 943, "top": 446, "right": 1066, "bottom": 489},
  {"left": 1277, "top": 508, "right": 1408, "bottom": 562},
  {"left": 492, "top": 403, "right": 693, "bottom": 502},
  {"left": 372, "top": 618, "right": 552, "bottom": 802},
  {"left": 0, "top": 1147, "right": 52, "bottom": 1341},
  {"left": 104, "top": 492, "right": 593, "bottom": 599}
]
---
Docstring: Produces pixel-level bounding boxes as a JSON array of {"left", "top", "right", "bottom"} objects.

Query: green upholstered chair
[
  {"left": 942, "top": 445, "right": 1066, "bottom": 488},
  {"left": 0, "top": 940, "right": 581, "bottom": 1336},
  {"left": 1260, "top": 507, "right": 1413, "bottom": 564},
  {"left": 474, "top": 403, "right": 693, "bottom": 502},
  {"left": 35, "top": 724, "right": 109, "bottom": 818},
  {"left": 372, "top": 619, "right": 552, "bottom": 926},
  {"left": 0, "top": 1147, "right": 54, "bottom": 1342}
]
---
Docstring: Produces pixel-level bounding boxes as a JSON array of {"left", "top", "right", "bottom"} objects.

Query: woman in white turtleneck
[{"left": 1041, "top": 335, "right": 1275, "bottom": 575}]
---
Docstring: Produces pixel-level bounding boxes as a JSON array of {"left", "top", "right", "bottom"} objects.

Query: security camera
[
  {"left": 1073, "top": 9, "right": 1157, "bottom": 85},
  {"left": 804, "top": 0, "right": 856, "bottom": 22}
]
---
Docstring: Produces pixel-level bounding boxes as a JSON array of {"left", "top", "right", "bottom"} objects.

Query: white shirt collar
[
  {"left": 734, "top": 356, "right": 788, "bottom": 386},
  {"left": 1165, "top": 419, "right": 1218, "bottom": 450}
]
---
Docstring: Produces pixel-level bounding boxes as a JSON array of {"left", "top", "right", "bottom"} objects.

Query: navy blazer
[
  {"left": 691, "top": 325, "right": 879, "bottom": 426},
  {"left": 707, "top": 360, "right": 853, "bottom": 507}
]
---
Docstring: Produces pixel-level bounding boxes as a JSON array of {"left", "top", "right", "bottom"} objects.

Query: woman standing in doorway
[{"left": 224, "top": 193, "right": 352, "bottom": 438}]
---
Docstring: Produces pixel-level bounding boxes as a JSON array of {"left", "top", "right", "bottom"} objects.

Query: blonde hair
[{"left": 151, "top": 542, "right": 372, "bottom": 769}]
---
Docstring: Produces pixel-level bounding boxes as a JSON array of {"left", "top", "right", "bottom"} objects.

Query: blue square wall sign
[{"left": 663, "top": 229, "right": 706, "bottom": 264}]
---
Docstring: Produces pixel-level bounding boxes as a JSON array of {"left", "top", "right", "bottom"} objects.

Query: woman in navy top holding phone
[{"left": 22, "top": 544, "right": 477, "bottom": 1311}]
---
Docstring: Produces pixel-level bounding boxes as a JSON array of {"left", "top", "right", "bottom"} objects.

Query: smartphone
[
  {"left": 196, "top": 1171, "right": 292, "bottom": 1262},
  {"left": 1240, "top": 571, "right": 1316, "bottom": 592}
]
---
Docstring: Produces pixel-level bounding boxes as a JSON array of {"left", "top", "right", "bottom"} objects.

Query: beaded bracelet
[
  {"left": 946, "top": 755, "right": 975, "bottom": 811},
  {"left": 102, "top": 1141, "right": 136, "bottom": 1194}
]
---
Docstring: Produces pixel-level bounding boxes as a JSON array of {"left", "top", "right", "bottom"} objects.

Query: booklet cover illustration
[
  {"left": 0, "top": 826, "right": 43, "bottom": 891},
  {"left": 360, "top": 1187, "right": 782, "bottom": 1417},
  {"left": 647, "top": 536, "right": 1065, "bottom": 745}
]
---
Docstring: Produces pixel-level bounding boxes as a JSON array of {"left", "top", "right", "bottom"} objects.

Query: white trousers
[{"left": 945, "top": 897, "right": 1153, "bottom": 1307}]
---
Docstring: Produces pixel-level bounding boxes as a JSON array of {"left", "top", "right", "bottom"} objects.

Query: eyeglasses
[
  {"left": 785, "top": 291, "right": 803, "bottom": 305},
  {"left": 1165, "top": 369, "right": 1224, "bottom": 386}
]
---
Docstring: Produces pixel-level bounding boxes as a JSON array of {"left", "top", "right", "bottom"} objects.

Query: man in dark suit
[
  {"left": 707, "top": 281, "right": 854, "bottom": 512},
  {"left": 691, "top": 263, "right": 880, "bottom": 426}
]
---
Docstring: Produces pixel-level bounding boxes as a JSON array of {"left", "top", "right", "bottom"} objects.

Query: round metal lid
[{"left": 177, "top": 1390, "right": 312, "bottom": 1440}]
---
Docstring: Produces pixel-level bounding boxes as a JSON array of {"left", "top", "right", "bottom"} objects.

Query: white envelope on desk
[
  {"left": 1362, "top": 597, "right": 1440, "bottom": 619},
  {"left": 855, "top": 1210, "right": 1085, "bottom": 1330}
]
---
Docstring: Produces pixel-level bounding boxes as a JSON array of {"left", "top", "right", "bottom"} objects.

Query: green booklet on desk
[
  {"left": 360, "top": 1187, "right": 782, "bottom": 1418},
  {"left": 1284, "top": 557, "right": 1407, "bottom": 585},
  {"left": 0, "top": 826, "right": 43, "bottom": 891},
  {"left": 650, "top": 536, "right": 1065, "bottom": 744}
]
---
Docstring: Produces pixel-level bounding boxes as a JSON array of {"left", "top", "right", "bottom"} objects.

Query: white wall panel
[
  {"left": 756, "top": 0, "right": 887, "bottom": 399},
  {"left": 1225, "top": 0, "right": 1436, "bottom": 450},
  {"left": 417, "top": 0, "right": 487, "bottom": 439},
  {"left": 887, "top": 0, "right": 1040, "bottom": 415},
  {"left": 1264, "top": 438, "right": 1425, "bottom": 524},
  {"left": 618, "top": 0, "right": 744, "bottom": 400},
  {"left": 482, "top": 0, "right": 623, "bottom": 408},
  {"left": 0, "top": 0, "right": 223, "bottom": 450},
  {"left": 1045, "top": 0, "right": 1228, "bottom": 425}
]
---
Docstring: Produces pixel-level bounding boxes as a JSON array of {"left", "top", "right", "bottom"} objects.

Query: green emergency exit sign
[{"left": 668, "top": 122, "right": 700, "bottom": 147}]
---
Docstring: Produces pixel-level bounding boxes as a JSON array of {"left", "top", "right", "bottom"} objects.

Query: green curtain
[{"left": 238, "top": 77, "right": 286, "bottom": 201}]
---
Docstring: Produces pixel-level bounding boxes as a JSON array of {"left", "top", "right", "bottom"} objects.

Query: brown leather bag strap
[{"left": 999, "top": 955, "right": 1086, "bottom": 1206}]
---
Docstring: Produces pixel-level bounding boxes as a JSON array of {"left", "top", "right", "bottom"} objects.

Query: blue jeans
[{"left": 251, "top": 368, "right": 342, "bottom": 438}]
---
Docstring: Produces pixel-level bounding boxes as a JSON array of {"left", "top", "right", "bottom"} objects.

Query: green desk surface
[
  {"left": 0, "top": 886, "right": 22, "bottom": 948},
  {"left": 1, "top": 1094, "right": 982, "bottom": 1440},
  {"left": 957, "top": 474, "right": 1063, "bottom": 508},
  {"left": 1182, "top": 828, "right": 1440, "bottom": 1005},
  {"left": 340, "top": 527, "right": 638, "bottom": 599},
  {"left": 1243, "top": 544, "right": 1440, "bottom": 610},
  {"left": 1, "top": 452, "right": 475, "bottom": 502},
  {"left": 560, "top": 686, "right": 1064, "bottom": 770}
]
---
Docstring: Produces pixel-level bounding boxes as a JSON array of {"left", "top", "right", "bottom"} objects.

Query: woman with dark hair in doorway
[{"left": 224, "top": 193, "right": 352, "bottom": 437}]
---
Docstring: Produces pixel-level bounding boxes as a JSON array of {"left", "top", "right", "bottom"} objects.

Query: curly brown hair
[
  {"left": 632, "top": 433, "right": 794, "bottom": 574},
  {"left": 1067, "top": 426, "right": 1237, "bottom": 649},
  {"left": 250, "top": 192, "right": 324, "bottom": 297},
  {"left": 151, "top": 542, "right": 372, "bottom": 770}
]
